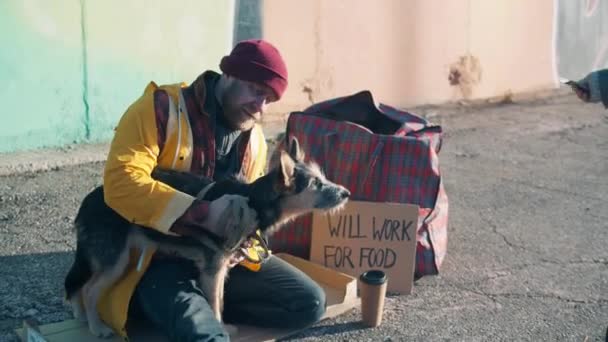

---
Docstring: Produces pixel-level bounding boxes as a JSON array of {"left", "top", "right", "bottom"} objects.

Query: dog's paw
[
  {"left": 223, "top": 323, "right": 239, "bottom": 336},
  {"left": 74, "top": 311, "right": 88, "bottom": 323},
  {"left": 88, "top": 321, "right": 114, "bottom": 339},
  {"left": 70, "top": 300, "right": 88, "bottom": 322}
]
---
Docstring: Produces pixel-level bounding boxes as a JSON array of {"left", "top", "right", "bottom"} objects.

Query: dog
[{"left": 63, "top": 136, "right": 350, "bottom": 338}]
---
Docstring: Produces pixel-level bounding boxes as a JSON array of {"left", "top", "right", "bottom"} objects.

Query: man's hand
[
  {"left": 203, "top": 194, "right": 258, "bottom": 240},
  {"left": 228, "top": 253, "right": 245, "bottom": 268},
  {"left": 227, "top": 239, "right": 254, "bottom": 268}
]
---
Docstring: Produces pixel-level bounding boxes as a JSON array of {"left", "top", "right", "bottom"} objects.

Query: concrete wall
[
  {"left": 0, "top": 1, "right": 84, "bottom": 153},
  {"left": 0, "top": 0, "right": 573, "bottom": 153},
  {"left": 555, "top": 0, "right": 608, "bottom": 80},
  {"left": 0, "top": 0, "right": 235, "bottom": 153},
  {"left": 261, "top": 0, "right": 558, "bottom": 115}
]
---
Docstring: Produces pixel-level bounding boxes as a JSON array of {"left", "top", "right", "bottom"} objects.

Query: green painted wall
[
  {"left": 0, "top": 0, "right": 235, "bottom": 153},
  {"left": 0, "top": 1, "right": 84, "bottom": 153}
]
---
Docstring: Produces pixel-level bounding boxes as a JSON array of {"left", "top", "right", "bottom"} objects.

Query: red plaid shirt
[{"left": 152, "top": 72, "right": 254, "bottom": 235}]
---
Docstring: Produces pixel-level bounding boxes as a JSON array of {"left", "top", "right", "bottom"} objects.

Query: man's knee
[
  {"left": 285, "top": 281, "right": 326, "bottom": 328},
  {"left": 134, "top": 260, "right": 229, "bottom": 341}
]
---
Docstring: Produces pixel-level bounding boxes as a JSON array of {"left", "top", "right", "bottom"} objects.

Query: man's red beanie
[{"left": 220, "top": 39, "right": 288, "bottom": 100}]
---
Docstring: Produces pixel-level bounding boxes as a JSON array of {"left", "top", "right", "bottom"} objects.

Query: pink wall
[{"left": 261, "top": 0, "right": 556, "bottom": 115}]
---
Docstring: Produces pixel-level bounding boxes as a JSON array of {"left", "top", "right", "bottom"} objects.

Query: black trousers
[{"left": 130, "top": 255, "right": 326, "bottom": 342}]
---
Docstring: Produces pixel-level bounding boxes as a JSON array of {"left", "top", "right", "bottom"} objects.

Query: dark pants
[{"left": 130, "top": 255, "right": 326, "bottom": 342}]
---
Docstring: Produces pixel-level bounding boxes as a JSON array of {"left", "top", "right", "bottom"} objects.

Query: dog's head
[{"left": 250, "top": 136, "right": 350, "bottom": 235}]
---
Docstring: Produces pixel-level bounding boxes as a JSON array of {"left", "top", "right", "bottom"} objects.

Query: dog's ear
[
  {"left": 288, "top": 136, "right": 305, "bottom": 162},
  {"left": 278, "top": 150, "right": 296, "bottom": 189}
]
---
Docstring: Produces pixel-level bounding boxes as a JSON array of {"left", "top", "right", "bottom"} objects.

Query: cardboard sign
[{"left": 310, "top": 200, "right": 419, "bottom": 294}]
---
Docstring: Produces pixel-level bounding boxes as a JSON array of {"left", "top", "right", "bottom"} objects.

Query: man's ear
[
  {"left": 278, "top": 150, "right": 296, "bottom": 189},
  {"left": 288, "top": 136, "right": 305, "bottom": 162}
]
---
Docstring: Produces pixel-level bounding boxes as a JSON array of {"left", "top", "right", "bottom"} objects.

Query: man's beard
[
  {"left": 221, "top": 106, "right": 255, "bottom": 131},
  {"left": 220, "top": 88, "right": 256, "bottom": 131}
]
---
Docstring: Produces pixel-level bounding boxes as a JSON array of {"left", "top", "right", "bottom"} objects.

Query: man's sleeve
[{"left": 102, "top": 84, "right": 210, "bottom": 234}]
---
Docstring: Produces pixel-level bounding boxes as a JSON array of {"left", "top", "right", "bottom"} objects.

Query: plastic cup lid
[{"left": 360, "top": 270, "right": 387, "bottom": 285}]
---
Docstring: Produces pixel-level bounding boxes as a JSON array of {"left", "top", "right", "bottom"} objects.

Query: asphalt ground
[{"left": 1, "top": 90, "right": 606, "bottom": 341}]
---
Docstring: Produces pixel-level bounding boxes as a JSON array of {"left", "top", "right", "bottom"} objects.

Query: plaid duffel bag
[{"left": 268, "top": 90, "right": 448, "bottom": 278}]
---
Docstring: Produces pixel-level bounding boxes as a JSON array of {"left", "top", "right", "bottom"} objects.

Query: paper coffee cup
[{"left": 359, "top": 270, "right": 388, "bottom": 327}]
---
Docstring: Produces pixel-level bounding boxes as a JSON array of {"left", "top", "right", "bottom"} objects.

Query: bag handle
[
  {"left": 358, "top": 140, "right": 384, "bottom": 195},
  {"left": 323, "top": 132, "right": 384, "bottom": 196}
]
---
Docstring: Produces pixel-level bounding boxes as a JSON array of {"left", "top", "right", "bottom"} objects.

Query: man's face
[{"left": 220, "top": 77, "right": 277, "bottom": 131}]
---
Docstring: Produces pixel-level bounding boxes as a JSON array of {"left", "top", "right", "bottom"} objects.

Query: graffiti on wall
[{"left": 555, "top": 0, "right": 608, "bottom": 80}]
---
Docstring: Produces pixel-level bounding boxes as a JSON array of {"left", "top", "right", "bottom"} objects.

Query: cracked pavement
[{"left": 0, "top": 90, "right": 607, "bottom": 341}]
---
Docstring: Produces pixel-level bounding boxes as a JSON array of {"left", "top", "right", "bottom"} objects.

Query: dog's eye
[{"left": 312, "top": 178, "right": 322, "bottom": 189}]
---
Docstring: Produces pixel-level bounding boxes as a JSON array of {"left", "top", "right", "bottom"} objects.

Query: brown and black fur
[{"left": 63, "top": 136, "right": 350, "bottom": 338}]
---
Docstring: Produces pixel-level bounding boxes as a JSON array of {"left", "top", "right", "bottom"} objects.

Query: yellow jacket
[{"left": 99, "top": 77, "right": 268, "bottom": 339}]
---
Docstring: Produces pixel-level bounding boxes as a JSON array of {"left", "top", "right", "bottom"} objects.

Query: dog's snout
[{"left": 341, "top": 188, "right": 351, "bottom": 199}]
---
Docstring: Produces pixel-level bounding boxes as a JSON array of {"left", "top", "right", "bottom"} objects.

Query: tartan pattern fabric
[
  {"left": 268, "top": 92, "right": 448, "bottom": 277},
  {"left": 154, "top": 89, "right": 170, "bottom": 153}
]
